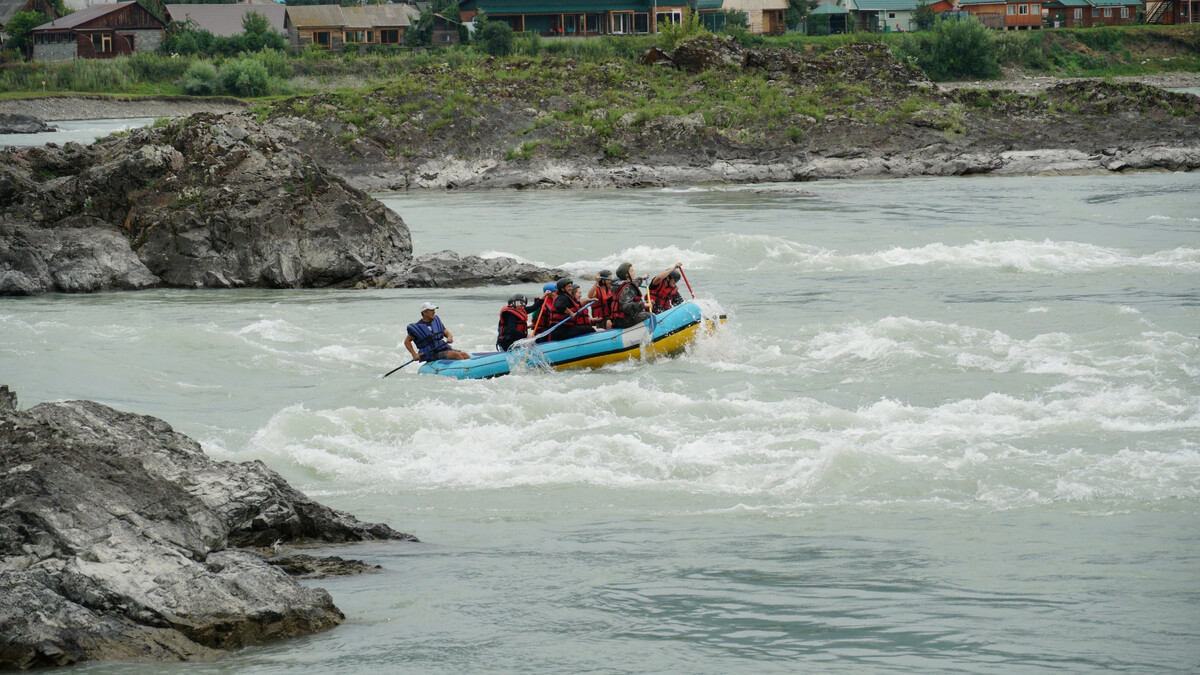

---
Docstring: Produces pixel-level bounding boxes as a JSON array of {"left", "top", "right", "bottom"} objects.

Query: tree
[
  {"left": 785, "top": 0, "right": 820, "bottom": 29},
  {"left": 242, "top": 10, "right": 271, "bottom": 36},
  {"left": 475, "top": 20, "right": 512, "bottom": 56},
  {"left": 912, "top": 0, "right": 936, "bottom": 31},
  {"left": 1, "top": 11, "right": 47, "bottom": 58},
  {"left": 721, "top": 9, "right": 749, "bottom": 30}
]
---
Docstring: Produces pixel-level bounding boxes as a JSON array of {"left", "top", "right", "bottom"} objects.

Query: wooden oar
[
  {"left": 679, "top": 268, "right": 695, "bottom": 299},
  {"left": 381, "top": 359, "right": 416, "bottom": 378}
]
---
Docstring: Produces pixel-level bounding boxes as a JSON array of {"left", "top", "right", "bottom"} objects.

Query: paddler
[
  {"left": 405, "top": 302, "right": 469, "bottom": 362},
  {"left": 648, "top": 262, "right": 685, "bottom": 313},
  {"left": 609, "top": 262, "right": 653, "bottom": 329},
  {"left": 496, "top": 293, "right": 532, "bottom": 352},
  {"left": 541, "top": 278, "right": 599, "bottom": 342}
]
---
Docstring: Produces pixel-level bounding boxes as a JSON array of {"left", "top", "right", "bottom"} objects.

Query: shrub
[
  {"left": 219, "top": 57, "right": 270, "bottom": 96},
  {"left": 898, "top": 17, "right": 1000, "bottom": 81},
  {"left": 476, "top": 21, "right": 513, "bottom": 56},
  {"left": 182, "top": 60, "right": 219, "bottom": 95}
]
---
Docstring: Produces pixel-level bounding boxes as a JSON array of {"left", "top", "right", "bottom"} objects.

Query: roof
[
  {"left": 457, "top": 0, "right": 655, "bottom": 12},
  {"left": 1, "top": 0, "right": 50, "bottom": 27},
  {"left": 32, "top": 1, "right": 147, "bottom": 31},
  {"left": 955, "top": 0, "right": 1007, "bottom": 6},
  {"left": 846, "top": 0, "right": 920, "bottom": 9},
  {"left": 809, "top": 1, "right": 849, "bottom": 12},
  {"left": 695, "top": 0, "right": 723, "bottom": 9},
  {"left": 1043, "top": 0, "right": 1090, "bottom": 6},
  {"left": 164, "top": 3, "right": 286, "bottom": 37},
  {"left": 286, "top": 4, "right": 418, "bottom": 29},
  {"left": 721, "top": 0, "right": 789, "bottom": 10},
  {"left": 1088, "top": 0, "right": 1142, "bottom": 6}
]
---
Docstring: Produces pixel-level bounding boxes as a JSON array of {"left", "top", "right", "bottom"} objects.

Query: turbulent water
[
  {"left": 3, "top": 172, "right": 1198, "bottom": 673},
  {"left": 0, "top": 117, "right": 156, "bottom": 149}
]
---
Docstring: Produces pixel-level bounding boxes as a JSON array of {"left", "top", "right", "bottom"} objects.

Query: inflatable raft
[{"left": 418, "top": 301, "right": 724, "bottom": 380}]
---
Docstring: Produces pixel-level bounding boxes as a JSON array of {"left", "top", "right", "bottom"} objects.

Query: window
[
  {"left": 93, "top": 33, "right": 111, "bottom": 52},
  {"left": 1120, "top": 6, "right": 1128, "bottom": 16},
  {"left": 1007, "top": 4, "right": 1016, "bottom": 14},
  {"left": 1018, "top": 4, "right": 1029, "bottom": 14},
  {"left": 1031, "top": 3, "right": 1040, "bottom": 11},
  {"left": 888, "top": 11, "right": 896, "bottom": 17},
  {"left": 656, "top": 10, "right": 682, "bottom": 29},
  {"left": 1074, "top": 7, "right": 1082, "bottom": 17},
  {"left": 315, "top": 31, "right": 330, "bottom": 46},
  {"left": 1103, "top": 7, "right": 1111, "bottom": 15},
  {"left": 634, "top": 12, "right": 649, "bottom": 33},
  {"left": 611, "top": 11, "right": 630, "bottom": 33},
  {"left": 380, "top": 29, "right": 399, "bottom": 44},
  {"left": 1092, "top": 7, "right": 1099, "bottom": 15}
]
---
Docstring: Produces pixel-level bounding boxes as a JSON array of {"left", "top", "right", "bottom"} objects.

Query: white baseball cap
[{"left": 420, "top": 302, "right": 438, "bottom": 312}]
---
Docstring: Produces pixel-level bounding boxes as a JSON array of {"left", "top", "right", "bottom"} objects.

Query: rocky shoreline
[{"left": 0, "top": 383, "right": 414, "bottom": 669}]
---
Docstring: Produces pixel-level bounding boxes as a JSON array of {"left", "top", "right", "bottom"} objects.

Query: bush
[
  {"left": 219, "top": 57, "right": 270, "bottom": 96},
  {"left": 476, "top": 21, "right": 513, "bottom": 56},
  {"left": 898, "top": 17, "right": 1000, "bottom": 81},
  {"left": 182, "top": 61, "right": 219, "bottom": 95}
]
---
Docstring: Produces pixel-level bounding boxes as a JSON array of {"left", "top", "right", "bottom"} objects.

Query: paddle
[
  {"left": 531, "top": 300, "right": 597, "bottom": 341},
  {"left": 381, "top": 359, "right": 416, "bottom": 378},
  {"left": 679, "top": 267, "right": 695, "bottom": 299}
]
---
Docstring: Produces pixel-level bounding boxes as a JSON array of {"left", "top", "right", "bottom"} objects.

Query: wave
[{"left": 698, "top": 234, "right": 1200, "bottom": 274}]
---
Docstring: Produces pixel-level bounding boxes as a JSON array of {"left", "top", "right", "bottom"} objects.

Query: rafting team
[{"left": 405, "top": 262, "right": 687, "bottom": 363}]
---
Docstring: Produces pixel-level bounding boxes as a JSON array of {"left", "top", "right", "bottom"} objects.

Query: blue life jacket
[{"left": 407, "top": 316, "right": 450, "bottom": 360}]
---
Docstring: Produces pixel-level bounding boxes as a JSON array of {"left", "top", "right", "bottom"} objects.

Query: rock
[
  {"left": 267, "top": 554, "right": 381, "bottom": 579},
  {"left": 0, "top": 387, "right": 415, "bottom": 668},
  {"left": 0, "top": 113, "right": 55, "bottom": 134},
  {"left": 0, "top": 385, "right": 14, "bottom": 412},
  {"left": 669, "top": 35, "right": 746, "bottom": 74},
  {"left": 364, "top": 249, "right": 564, "bottom": 288}
]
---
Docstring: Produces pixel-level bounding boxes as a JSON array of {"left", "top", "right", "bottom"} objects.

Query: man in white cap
[{"left": 404, "top": 302, "right": 469, "bottom": 362}]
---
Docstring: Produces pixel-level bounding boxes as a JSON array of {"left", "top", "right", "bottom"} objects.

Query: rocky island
[{"left": 0, "top": 383, "right": 411, "bottom": 669}]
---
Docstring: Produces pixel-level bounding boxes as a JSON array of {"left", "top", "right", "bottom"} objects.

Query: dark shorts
[{"left": 422, "top": 351, "right": 451, "bottom": 362}]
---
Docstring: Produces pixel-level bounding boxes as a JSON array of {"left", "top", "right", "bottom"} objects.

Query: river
[{"left": 3, "top": 172, "right": 1198, "bottom": 673}]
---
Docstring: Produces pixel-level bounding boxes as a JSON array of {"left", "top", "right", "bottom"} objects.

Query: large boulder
[
  {"left": 0, "top": 388, "right": 414, "bottom": 668},
  {"left": 0, "top": 113, "right": 55, "bottom": 134}
]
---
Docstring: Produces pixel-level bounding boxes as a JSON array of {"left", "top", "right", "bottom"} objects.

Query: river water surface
[{"left": 3, "top": 172, "right": 1198, "bottom": 673}]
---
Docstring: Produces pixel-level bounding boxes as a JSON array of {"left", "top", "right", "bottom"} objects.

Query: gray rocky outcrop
[
  {"left": 0, "top": 385, "right": 415, "bottom": 669},
  {"left": 0, "top": 113, "right": 55, "bottom": 134},
  {"left": 0, "top": 112, "right": 561, "bottom": 296}
]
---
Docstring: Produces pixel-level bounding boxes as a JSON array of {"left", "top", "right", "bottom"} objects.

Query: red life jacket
[
  {"left": 592, "top": 285, "right": 614, "bottom": 320},
  {"left": 497, "top": 304, "right": 528, "bottom": 344},
  {"left": 649, "top": 279, "right": 679, "bottom": 313},
  {"left": 547, "top": 293, "right": 589, "bottom": 331},
  {"left": 530, "top": 291, "right": 556, "bottom": 334}
]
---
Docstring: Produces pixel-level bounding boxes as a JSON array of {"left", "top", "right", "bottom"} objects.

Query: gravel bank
[
  {"left": 938, "top": 71, "right": 1200, "bottom": 93},
  {"left": 0, "top": 95, "right": 245, "bottom": 121}
]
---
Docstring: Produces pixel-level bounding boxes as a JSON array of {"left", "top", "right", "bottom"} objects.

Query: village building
[
  {"left": 1085, "top": 0, "right": 1142, "bottom": 23},
  {"left": 805, "top": 1, "right": 850, "bottom": 34},
  {"left": 840, "top": 0, "right": 920, "bottom": 32},
  {"left": 455, "top": 0, "right": 689, "bottom": 36},
  {"left": 716, "top": 0, "right": 789, "bottom": 34},
  {"left": 164, "top": 3, "right": 287, "bottom": 38},
  {"left": 285, "top": 3, "right": 417, "bottom": 51},
  {"left": 29, "top": 1, "right": 164, "bottom": 62},
  {"left": 1044, "top": 0, "right": 1140, "bottom": 24},
  {"left": 1146, "top": 0, "right": 1196, "bottom": 22},
  {"left": 956, "top": 0, "right": 1041, "bottom": 28}
]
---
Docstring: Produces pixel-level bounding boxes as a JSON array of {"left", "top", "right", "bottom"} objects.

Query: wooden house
[
  {"left": 1085, "top": 0, "right": 1142, "bottom": 23},
  {"left": 720, "top": 0, "right": 789, "bottom": 34},
  {"left": 1042, "top": 0, "right": 1091, "bottom": 25},
  {"left": 806, "top": 1, "right": 850, "bottom": 34},
  {"left": 285, "top": 4, "right": 417, "bottom": 51},
  {"left": 431, "top": 12, "right": 461, "bottom": 45},
  {"left": 840, "top": 0, "right": 921, "bottom": 31},
  {"left": 455, "top": 0, "right": 690, "bottom": 37},
  {"left": 164, "top": 3, "right": 287, "bottom": 38},
  {"left": 1146, "top": 0, "right": 1195, "bottom": 22},
  {"left": 956, "top": 0, "right": 1041, "bottom": 28},
  {"left": 29, "top": 2, "right": 165, "bottom": 62}
]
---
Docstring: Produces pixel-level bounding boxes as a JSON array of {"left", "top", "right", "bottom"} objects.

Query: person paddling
[
  {"left": 609, "top": 262, "right": 653, "bottom": 329},
  {"left": 541, "top": 278, "right": 598, "bottom": 342},
  {"left": 497, "top": 294, "right": 532, "bottom": 352},
  {"left": 648, "top": 262, "right": 685, "bottom": 313},
  {"left": 587, "top": 270, "right": 615, "bottom": 330},
  {"left": 405, "top": 302, "right": 469, "bottom": 362}
]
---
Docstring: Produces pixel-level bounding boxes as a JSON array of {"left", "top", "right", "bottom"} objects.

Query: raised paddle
[
  {"left": 679, "top": 267, "right": 695, "bottom": 299},
  {"left": 531, "top": 300, "right": 597, "bottom": 341},
  {"left": 381, "top": 359, "right": 416, "bottom": 378}
]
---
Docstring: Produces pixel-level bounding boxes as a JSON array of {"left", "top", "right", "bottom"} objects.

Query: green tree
[
  {"left": 2, "top": 11, "right": 47, "bottom": 58},
  {"left": 912, "top": 0, "right": 936, "bottom": 30},
  {"left": 721, "top": 9, "right": 750, "bottom": 30},
  {"left": 785, "top": 0, "right": 819, "bottom": 30},
  {"left": 241, "top": 10, "right": 271, "bottom": 36},
  {"left": 658, "top": 7, "right": 708, "bottom": 49},
  {"left": 475, "top": 20, "right": 512, "bottom": 56}
]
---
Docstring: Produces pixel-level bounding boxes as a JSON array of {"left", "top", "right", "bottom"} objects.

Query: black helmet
[
  {"left": 556, "top": 277, "right": 574, "bottom": 292},
  {"left": 668, "top": 269, "right": 682, "bottom": 282},
  {"left": 599, "top": 269, "right": 612, "bottom": 280},
  {"left": 616, "top": 262, "right": 633, "bottom": 281},
  {"left": 508, "top": 293, "right": 527, "bottom": 305}
]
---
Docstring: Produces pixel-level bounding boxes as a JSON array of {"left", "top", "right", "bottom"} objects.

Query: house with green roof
[
  {"left": 457, "top": 0, "right": 687, "bottom": 36},
  {"left": 956, "top": 0, "right": 1041, "bottom": 29},
  {"left": 839, "top": 0, "right": 920, "bottom": 32},
  {"left": 806, "top": 1, "right": 850, "bottom": 34},
  {"left": 1084, "top": 0, "right": 1142, "bottom": 24}
]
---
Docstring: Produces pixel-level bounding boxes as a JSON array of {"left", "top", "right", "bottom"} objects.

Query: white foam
[{"left": 561, "top": 245, "right": 718, "bottom": 274}]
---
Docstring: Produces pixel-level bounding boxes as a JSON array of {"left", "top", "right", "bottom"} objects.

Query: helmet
[
  {"left": 599, "top": 269, "right": 612, "bottom": 280},
  {"left": 616, "top": 262, "right": 633, "bottom": 281},
  {"left": 668, "top": 269, "right": 682, "bottom": 282},
  {"left": 508, "top": 293, "right": 527, "bottom": 305},
  {"left": 555, "top": 277, "right": 574, "bottom": 292},
  {"left": 542, "top": 282, "right": 556, "bottom": 293}
]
